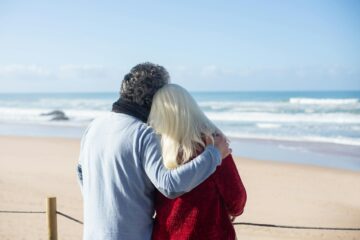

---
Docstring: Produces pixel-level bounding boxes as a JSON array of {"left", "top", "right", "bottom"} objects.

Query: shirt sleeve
[
  {"left": 140, "top": 129, "right": 222, "bottom": 199},
  {"left": 213, "top": 154, "right": 247, "bottom": 216},
  {"left": 77, "top": 123, "right": 93, "bottom": 194}
]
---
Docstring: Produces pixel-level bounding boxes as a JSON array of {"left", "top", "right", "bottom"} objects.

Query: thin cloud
[
  {"left": 58, "top": 64, "right": 109, "bottom": 80},
  {"left": 0, "top": 64, "right": 358, "bottom": 92},
  {"left": 0, "top": 64, "right": 50, "bottom": 77}
]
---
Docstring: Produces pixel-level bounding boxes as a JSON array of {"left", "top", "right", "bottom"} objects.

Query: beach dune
[{"left": 0, "top": 136, "right": 359, "bottom": 239}]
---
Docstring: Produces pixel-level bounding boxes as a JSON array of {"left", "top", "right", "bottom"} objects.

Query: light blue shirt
[{"left": 77, "top": 112, "right": 221, "bottom": 240}]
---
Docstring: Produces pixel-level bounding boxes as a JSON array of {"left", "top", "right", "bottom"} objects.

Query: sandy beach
[{"left": 0, "top": 136, "right": 359, "bottom": 240}]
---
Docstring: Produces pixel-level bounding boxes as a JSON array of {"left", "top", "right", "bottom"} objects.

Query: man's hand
[{"left": 205, "top": 132, "right": 231, "bottom": 159}]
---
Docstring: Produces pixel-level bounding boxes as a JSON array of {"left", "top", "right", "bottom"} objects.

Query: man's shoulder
[
  {"left": 91, "top": 112, "right": 156, "bottom": 136},
  {"left": 89, "top": 112, "right": 140, "bottom": 126}
]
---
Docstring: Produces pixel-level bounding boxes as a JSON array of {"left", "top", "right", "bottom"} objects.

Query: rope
[
  {"left": 232, "top": 222, "right": 360, "bottom": 231},
  {"left": 56, "top": 211, "right": 83, "bottom": 224},
  {"left": 0, "top": 210, "right": 83, "bottom": 225},
  {"left": 0, "top": 210, "right": 45, "bottom": 214},
  {"left": 1, "top": 210, "right": 360, "bottom": 231}
]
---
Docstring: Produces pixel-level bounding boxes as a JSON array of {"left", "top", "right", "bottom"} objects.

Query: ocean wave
[
  {"left": 36, "top": 98, "right": 112, "bottom": 110},
  {"left": 256, "top": 123, "right": 281, "bottom": 129},
  {"left": 0, "top": 107, "right": 106, "bottom": 126},
  {"left": 2, "top": 107, "right": 359, "bottom": 126},
  {"left": 198, "top": 100, "right": 360, "bottom": 114},
  {"left": 199, "top": 101, "right": 284, "bottom": 109},
  {"left": 0, "top": 98, "right": 113, "bottom": 110},
  {"left": 1, "top": 107, "right": 359, "bottom": 147},
  {"left": 205, "top": 112, "right": 360, "bottom": 124},
  {"left": 289, "top": 98, "right": 359, "bottom": 105}
]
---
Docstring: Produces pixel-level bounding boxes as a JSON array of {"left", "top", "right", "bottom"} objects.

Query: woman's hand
[{"left": 204, "top": 133, "right": 232, "bottom": 159}]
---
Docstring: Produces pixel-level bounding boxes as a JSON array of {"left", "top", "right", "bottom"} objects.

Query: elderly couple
[{"left": 77, "top": 62, "right": 247, "bottom": 240}]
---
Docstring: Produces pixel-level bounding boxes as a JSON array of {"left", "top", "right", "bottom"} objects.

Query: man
[{"left": 77, "top": 62, "right": 230, "bottom": 240}]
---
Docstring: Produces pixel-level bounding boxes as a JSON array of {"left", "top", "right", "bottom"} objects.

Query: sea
[{"left": 0, "top": 91, "right": 359, "bottom": 171}]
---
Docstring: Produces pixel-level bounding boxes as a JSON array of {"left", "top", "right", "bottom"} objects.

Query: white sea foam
[
  {"left": 199, "top": 101, "right": 283, "bottom": 110},
  {"left": 0, "top": 107, "right": 106, "bottom": 126},
  {"left": 0, "top": 107, "right": 50, "bottom": 122},
  {"left": 36, "top": 98, "right": 112, "bottom": 110},
  {"left": 256, "top": 123, "right": 281, "bottom": 129},
  {"left": 0, "top": 98, "right": 112, "bottom": 110},
  {"left": 1, "top": 93, "right": 359, "bottom": 148},
  {"left": 199, "top": 100, "right": 360, "bottom": 114},
  {"left": 277, "top": 144, "right": 309, "bottom": 152},
  {"left": 2, "top": 107, "right": 358, "bottom": 126},
  {"left": 289, "top": 98, "right": 359, "bottom": 105},
  {"left": 205, "top": 112, "right": 360, "bottom": 124}
]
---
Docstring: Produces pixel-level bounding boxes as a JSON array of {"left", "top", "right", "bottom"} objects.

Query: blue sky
[{"left": 0, "top": 0, "right": 359, "bottom": 92}]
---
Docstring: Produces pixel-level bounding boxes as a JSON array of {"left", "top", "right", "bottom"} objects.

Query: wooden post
[{"left": 46, "top": 197, "right": 58, "bottom": 240}]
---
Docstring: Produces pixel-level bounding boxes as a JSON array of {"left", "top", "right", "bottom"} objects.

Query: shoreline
[
  {"left": 1, "top": 120, "right": 360, "bottom": 147},
  {"left": 0, "top": 121, "right": 359, "bottom": 171},
  {"left": 1, "top": 134, "right": 359, "bottom": 173},
  {"left": 230, "top": 136, "right": 360, "bottom": 157},
  {"left": 229, "top": 137, "right": 360, "bottom": 171}
]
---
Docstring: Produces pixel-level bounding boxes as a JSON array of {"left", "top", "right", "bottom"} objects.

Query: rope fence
[
  {"left": 56, "top": 211, "right": 83, "bottom": 224},
  {"left": 1, "top": 197, "right": 359, "bottom": 239},
  {"left": 0, "top": 210, "right": 46, "bottom": 214}
]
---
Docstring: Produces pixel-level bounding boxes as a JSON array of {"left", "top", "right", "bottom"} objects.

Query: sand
[{"left": 0, "top": 136, "right": 359, "bottom": 240}]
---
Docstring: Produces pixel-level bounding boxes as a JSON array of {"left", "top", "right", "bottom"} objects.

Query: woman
[{"left": 148, "top": 84, "right": 247, "bottom": 240}]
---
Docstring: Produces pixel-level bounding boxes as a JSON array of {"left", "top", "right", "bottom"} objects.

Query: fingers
[
  {"left": 223, "top": 147, "right": 232, "bottom": 159},
  {"left": 204, "top": 134, "right": 214, "bottom": 145},
  {"left": 213, "top": 133, "right": 231, "bottom": 159},
  {"left": 213, "top": 133, "right": 226, "bottom": 144},
  {"left": 227, "top": 147, "right": 232, "bottom": 156},
  {"left": 204, "top": 132, "right": 225, "bottom": 146}
]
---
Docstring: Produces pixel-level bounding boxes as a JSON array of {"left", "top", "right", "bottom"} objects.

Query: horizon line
[{"left": 0, "top": 89, "right": 359, "bottom": 94}]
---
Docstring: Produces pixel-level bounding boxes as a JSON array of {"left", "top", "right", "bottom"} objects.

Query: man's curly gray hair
[{"left": 120, "top": 62, "right": 170, "bottom": 110}]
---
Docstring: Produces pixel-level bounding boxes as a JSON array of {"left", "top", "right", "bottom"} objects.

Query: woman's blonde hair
[{"left": 148, "top": 84, "right": 218, "bottom": 169}]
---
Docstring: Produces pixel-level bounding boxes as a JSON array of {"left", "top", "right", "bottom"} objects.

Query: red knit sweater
[{"left": 152, "top": 154, "right": 247, "bottom": 240}]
